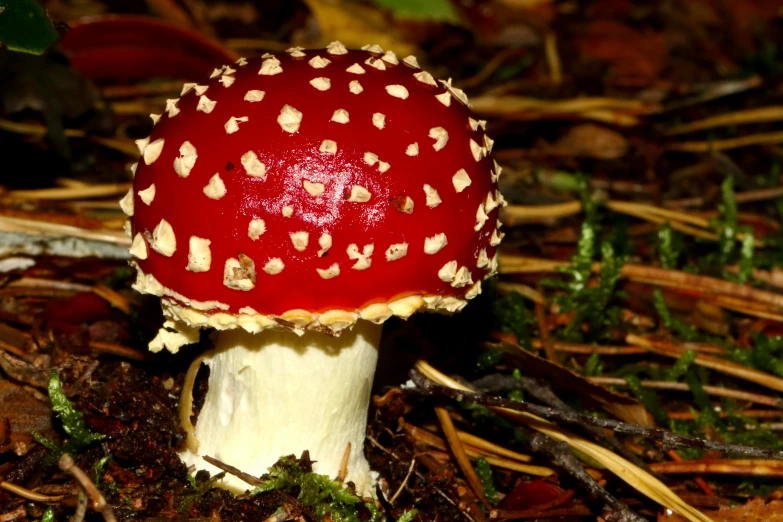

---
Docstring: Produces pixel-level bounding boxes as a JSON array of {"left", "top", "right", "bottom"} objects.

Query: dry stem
[{"left": 58, "top": 453, "right": 117, "bottom": 522}]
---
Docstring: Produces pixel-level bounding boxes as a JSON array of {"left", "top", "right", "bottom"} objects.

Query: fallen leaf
[
  {"left": 44, "top": 293, "right": 111, "bottom": 325},
  {"left": 300, "top": 0, "right": 419, "bottom": 56},
  {"left": 498, "top": 478, "right": 566, "bottom": 511},
  {"left": 551, "top": 123, "right": 629, "bottom": 160},
  {"left": 0, "top": 379, "right": 52, "bottom": 437}
]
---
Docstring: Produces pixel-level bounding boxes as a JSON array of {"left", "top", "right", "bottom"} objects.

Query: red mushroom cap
[{"left": 125, "top": 44, "right": 503, "bottom": 337}]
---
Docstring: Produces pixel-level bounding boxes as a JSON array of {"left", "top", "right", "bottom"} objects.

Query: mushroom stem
[{"left": 180, "top": 320, "right": 382, "bottom": 496}]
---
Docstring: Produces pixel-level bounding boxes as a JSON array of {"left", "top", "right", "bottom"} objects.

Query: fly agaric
[{"left": 123, "top": 42, "right": 503, "bottom": 495}]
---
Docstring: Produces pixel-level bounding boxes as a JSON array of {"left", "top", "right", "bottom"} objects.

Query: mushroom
[{"left": 125, "top": 44, "right": 503, "bottom": 495}]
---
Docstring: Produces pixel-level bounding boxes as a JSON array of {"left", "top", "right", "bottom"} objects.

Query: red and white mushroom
[{"left": 124, "top": 42, "right": 503, "bottom": 495}]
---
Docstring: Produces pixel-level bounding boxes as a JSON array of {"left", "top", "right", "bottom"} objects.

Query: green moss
[
  {"left": 252, "top": 456, "right": 385, "bottom": 522},
  {"left": 33, "top": 370, "right": 105, "bottom": 465},
  {"left": 493, "top": 291, "right": 536, "bottom": 350},
  {"left": 475, "top": 458, "right": 499, "bottom": 505}
]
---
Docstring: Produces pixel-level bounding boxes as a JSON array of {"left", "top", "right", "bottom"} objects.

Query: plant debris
[{"left": 3, "top": 1, "right": 783, "bottom": 521}]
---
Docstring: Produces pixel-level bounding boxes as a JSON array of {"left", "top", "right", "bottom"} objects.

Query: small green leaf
[
  {"left": 397, "top": 509, "right": 418, "bottom": 522},
  {"left": 0, "top": 0, "right": 60, "bottom": 54},
  {"left": 41, "top": 507, "right": 55, "bottom": 522},
  {"left": 584, "top": 353, "right": 604, "bottom": 377},
  {"left": 366, "top": 0, "right": 460, "bottom": 23},
  {"left": 48, "top": 369, "right": 104, "bottom": 450}
]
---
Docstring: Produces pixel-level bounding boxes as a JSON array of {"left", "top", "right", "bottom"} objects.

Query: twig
[
  {"left": 460, "top": 48, "right": 520, "bottom": 88},
  {"left": 58, "top": 453, "right": 117, "bottom": 522},
  {"left": 648, "top": 459, "right": 783, "bottom": 476},
  {"left": 412, "top": 364, "right": 736, "bottom": 522},
  {"left": 366, "top": 435, "right": 478, "bottom": 522},
  {"left": 627, "top": 334, "right": 783, "bottom": 393},
  {"left": 665, "top": 106, "right": 783, "bottom": 135},
  {"left": 544, "top": 32, "right": 562, "bottom": 85},
  {"left": 587, "top": 376, "right": 783, "bottom": 409},
  {"left": 202, "top": 455, "right": 260, "bottom": 486},
  {"left": 528, "top": 432, "right": 645, "bottom": 522},
  {"left": 667, "top": 130, "right": 783, "bottom": 152},
  {"left": 434, "top": 407, "right": 490, "bottom": 507},
  {"left": 409, "top": 369, "right": 783, "bottom": 460},
  {"left": 661, "top": 76, "right": 762, "bottom": 112},
  {"left": 0, "top": 481, "right": 65, "bottom": 502},
  {"left": 403, "top": 423, "right": 554, "bottom": 476},
  {"left": 483, "top": 374, "right": 653, "bottom": 472},
  {"left": 72, "top": 490, "right": 89, "bottom": 522},
  {"left": 388, "top": 458, "right": 416, "bottom": 505}
]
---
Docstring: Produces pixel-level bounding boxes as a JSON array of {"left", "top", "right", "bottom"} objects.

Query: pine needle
[{"left": 415, "top": 360, "right": 714, "bottom": 522}]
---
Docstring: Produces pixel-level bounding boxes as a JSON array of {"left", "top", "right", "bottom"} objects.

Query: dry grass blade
[
  {"left": 500, "top": 256, "right": 783, "bottom": 314},
  {"left": 496, "top": 282, "right": 545, "bottom": 304},
  {"left": 627, "top": 334, "right": 783, "bottom": 393},
  {"left": 0, "top": 119, "right": 137, "bottom": 156},
  {"left": 469, "top": 96, "right": 656, "bottom": 126},
  {"left": 501, "top": 201, "right": 582, "bottom": 225},
  {"left": 0, "top": 481, "right": 66, "bottom": 502},
  {"left": 544, "top": 32, "right": 562, "bottom": 85},
  {"left": 665, "top": 106, "right": 783, "bottom": 135},
  {"left": 6, "top": 184, "right": 131, "bottom": 201},
  {"left": 586, "top": 377, "right": 783, "bottom": 409},
  {"left": 415, "top": 360, "right": 714, "bottom": 522},
  {"left": 435, "top": 407, "right": 490, "bottom": 507},
  {"left": 404, "top": 423, "right": 555, "bottom": 476},
  {"left": 0, "top": 215, "right": 130, "bottom": 246},
  {"left": 666, "top": 131, "right": 783, "bottom": 152},
  {"left": 648, "top": 460, "right": 783, "bottom": 476}
]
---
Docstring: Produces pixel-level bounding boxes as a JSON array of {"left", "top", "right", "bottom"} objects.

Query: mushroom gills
[{"left": 179, "top": 320, "right": 382, "bottom": 496}]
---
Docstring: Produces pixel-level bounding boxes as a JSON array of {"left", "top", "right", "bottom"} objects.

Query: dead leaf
[
  {"left": 551, "top": 123, "right": 629, "bottom": 160},
  {"left": 0, "top": 379, "right": 52, "bottom": 436},
  {"left": 659, "top": 498, "right": 783, "bottom": 522},
  {"left": 299, "top": 0, "right": 419, "bottom": 57}
]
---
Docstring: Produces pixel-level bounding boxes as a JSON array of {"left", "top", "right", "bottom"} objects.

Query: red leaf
[
  {"left": 498, "top": 479, "right": 566, "bottom": 511},
  {"left": 59, "top": 15, "right": 237, "bottom": 81},
  {"left": 44, "top": 292, "right": 110, "bottom": 325}
]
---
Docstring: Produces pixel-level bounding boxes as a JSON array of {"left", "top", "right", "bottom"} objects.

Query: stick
[
  {"left": 409, "top": 370, "right": 783, "bottom": 461},
  {"left": 58, "top": 453, "right": 116, "bottom": 522}
]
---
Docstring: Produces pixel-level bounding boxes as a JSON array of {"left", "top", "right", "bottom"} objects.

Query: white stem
[{"left": 180, "top": 320, "right": 382, "bottom": 496}]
